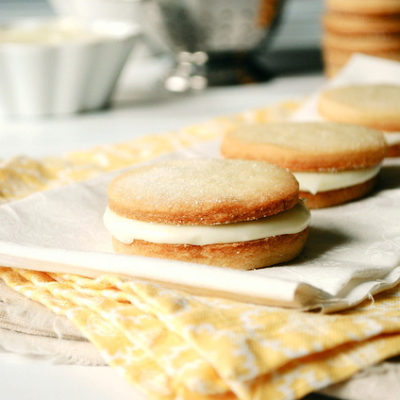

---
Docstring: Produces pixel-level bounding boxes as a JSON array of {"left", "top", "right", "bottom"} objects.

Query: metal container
[
  {"left": 151, "top": 0, "right": 281, "bottom": 53},
  {"left": 50, "top": 0, "right": 284, "bottom": 88},
  {"left": 149, "top": 0, "right": 283, "bottom": 88}
]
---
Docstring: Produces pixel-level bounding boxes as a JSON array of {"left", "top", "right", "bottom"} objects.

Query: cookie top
[
  {"left": 221, "top": 122, "right": 386, "bottom": 171},
  {"left": 318, "top": 84, "right": 400, "bottom": 131},
  {"left": 327, "top": 0, "right": 400, "bottom": 15},
  {"left": 107, "top": 159, "right": 299, "bottom": 225}
]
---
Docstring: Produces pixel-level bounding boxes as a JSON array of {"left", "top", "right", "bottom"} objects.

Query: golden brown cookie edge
[
  {"left": 221, "top": 130, "right": 386, "bottom": 171},
  {"left": 299, "top": 176, "right": 377, "bottom": 209},
  {"left": 107, "top": 161, "right": 300, "bottom": 225},
  {"left": 386, "top": 143, "right": 400, "bottom": 157},
  {"left": 111, "top": 228, "right": 310, "bottom": 270},
  {"left": 108, "top": 193, "right": 300, "bottom": 225},
  {"left": 327, "top": 0, "right": 400, "bottom": 16}
]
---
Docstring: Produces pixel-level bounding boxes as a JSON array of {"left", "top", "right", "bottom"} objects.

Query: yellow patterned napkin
[{"left": 1, "top": 101, "right": 400, "bottom": 400}]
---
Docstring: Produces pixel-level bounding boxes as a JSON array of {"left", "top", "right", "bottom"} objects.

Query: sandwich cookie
[
  {"left": 323, "top": 47, "right": 400, "bottom": 66},
  {"left": 321, "top": 10, "right": 400, "bottom": 77},
  {"left": 318, "top": 84, "right": 400, "bottom": 157},
  {"left": 326, "top": 0, "right": 400, "bottom": 16},
  {"left": 324, "top": 13, "right": 400, "bottom": 35},
  {"left": 321, "top": 44, "right": 400, "bottom": 78},
  {"left": 104, "top": 159, "right": 310, "bottom": 269},
  {"left": 221, "top": 122, "right": 386, "bottom": 208},
  {"left": 323, "top": 32, "right": 400, "bottom": 53}
]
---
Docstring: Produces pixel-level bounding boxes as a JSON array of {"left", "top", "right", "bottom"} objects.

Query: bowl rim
[{"left": 0, "top": 17, "right": 141, "bottom": 49}]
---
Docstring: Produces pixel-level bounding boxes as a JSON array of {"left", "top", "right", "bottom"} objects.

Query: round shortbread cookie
[
  {"left": 324, "top": 13, "right": 400, "bottom": 35},
  {"left": 318, "top": 84, "right": 400, "bottom": 131},
  {"left": 322, "top": 46, "right": 400, "bottom": 65},
  {"left": 107, "top": 158, "right": 299, "bottom": 225},
  {"left": 299, "top": 177, "right": 377, "bottom": 209},
  {"left": 323, "top": 32, "right": 400, "bottom": 52},
  {"left": 327, "top": 0, "right": 400, "bottom": 16},
  {"left": 221, "top": 122, "right": 386, "bottom": 171},
  {"left": 112, "top": 228, "right": 310, "bottom": 270}
]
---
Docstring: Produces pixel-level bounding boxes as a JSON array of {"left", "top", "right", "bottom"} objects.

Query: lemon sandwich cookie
[
  {"left": 318, "top": 84, "right": 400, "bottom": 157},
  {"left": 323, "top": 47, "right": 400, "bottom": 68},
  {"left": 326, "top": 0, "right": 400, "bottom": 16},
  {"left": 221, "top": 122, "right": 386, "bottom": 209},
  {"left": 324, "top": 13, "right": 400, "bottom": 36},
  {"left": 104, "top": 159, "right": 310, "bottom": 270}
]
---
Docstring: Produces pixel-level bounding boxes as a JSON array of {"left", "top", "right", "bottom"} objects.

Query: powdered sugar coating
[
  {"left": 108, "top": 159, "right": 299, "bottom": 225},
  {"left": 230, "top": 122, "right": 384, "bottom": 152},
  {"left": 221, "top": 122, "right": 386, "bottom": 171}
]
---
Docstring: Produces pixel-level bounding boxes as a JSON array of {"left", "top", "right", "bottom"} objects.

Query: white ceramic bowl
[
  {"left": 0, "top": 18, "right": 140, "bottom": 117},
  {"left": 49, "top": 0, "right": 146, "bottom": 22},
  {"left": 49, "top": 0, "right": 167, "bottom": 56}
]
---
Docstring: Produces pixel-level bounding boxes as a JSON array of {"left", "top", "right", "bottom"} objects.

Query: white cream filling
[
  {"left": 384, "top": 132, "right": 400, "bottom": 146},
  {"left": 103, "top": 203, "right": 310, "bottom": 246},
  {"left": 293, "top": 165, "right": 381, "bottom": 195}
]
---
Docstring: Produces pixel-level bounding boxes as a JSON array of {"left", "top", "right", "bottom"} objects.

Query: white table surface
[{"left": 0, "top": 68, "right": 324, "bottom": 400}]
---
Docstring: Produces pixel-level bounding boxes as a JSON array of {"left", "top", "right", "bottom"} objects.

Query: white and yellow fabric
[{"left": 0, "top": 101, "right": 400, "bottom": 400}]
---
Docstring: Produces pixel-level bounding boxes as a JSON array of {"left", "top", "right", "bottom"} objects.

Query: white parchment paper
[{"left": 0, "top": 55, "right": 399, "bottom": 312}]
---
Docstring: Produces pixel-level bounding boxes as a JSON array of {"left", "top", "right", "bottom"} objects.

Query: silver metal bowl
[
  {"left": 149, "top": 0, "right": 282, "bottom": 53},
  {"left": 148, "top": 0, "right": 283, "bottom": 89},
  {"left": 50, "top": 0, "right": 284, "bottom": 88}
]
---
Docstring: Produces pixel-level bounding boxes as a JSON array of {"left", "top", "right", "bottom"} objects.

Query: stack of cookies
[{"left": 322, "top": 0, "right": 400, "bottom": 77}]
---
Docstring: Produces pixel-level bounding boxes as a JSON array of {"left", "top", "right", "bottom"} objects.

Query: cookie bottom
[
  {"left": 300, "top": 177, "right": 377, "bottom": 209},
  {"left": 387, "top": 143, "right": 400, "bottom": 157},
  {"left": 112, "top": 228, "right": 309, "bottom": 270}
]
